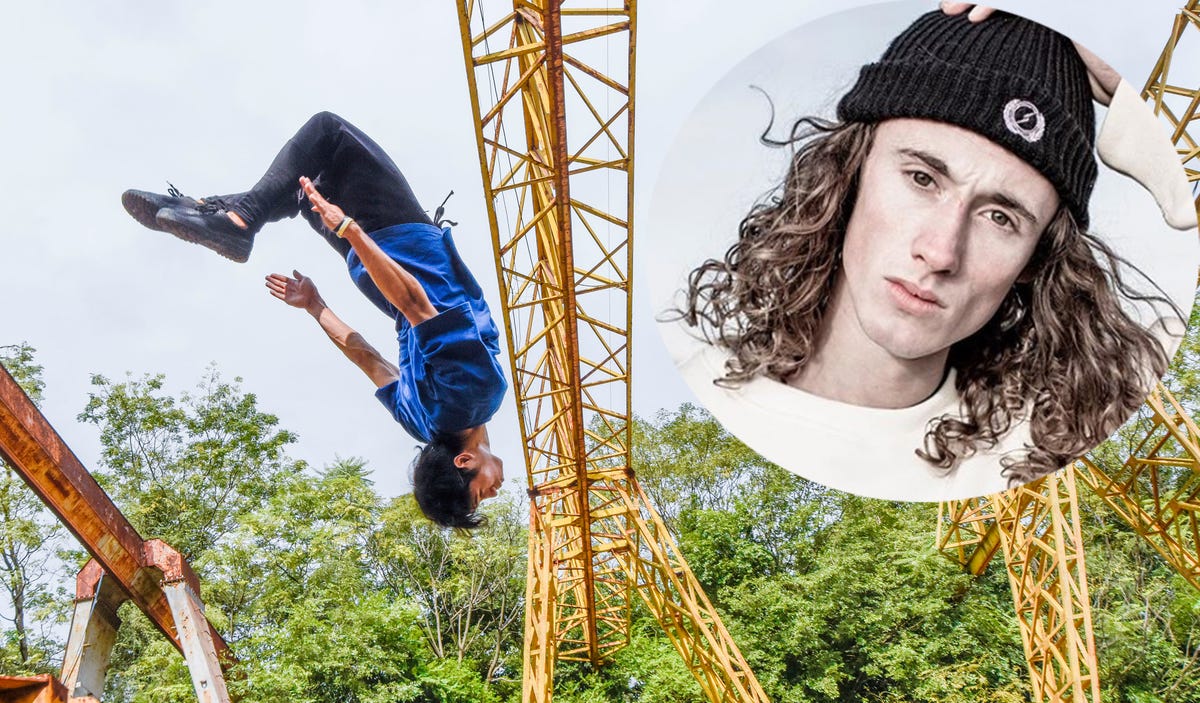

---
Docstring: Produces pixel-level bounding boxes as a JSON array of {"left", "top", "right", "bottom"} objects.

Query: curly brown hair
[{"left": 678, "top": 117, "right": 1177, "bottom": 486}]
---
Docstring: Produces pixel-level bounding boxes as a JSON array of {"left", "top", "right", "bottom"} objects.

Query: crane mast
[{"left": 454, "top": 2, "right": 768, "bottom": 701}]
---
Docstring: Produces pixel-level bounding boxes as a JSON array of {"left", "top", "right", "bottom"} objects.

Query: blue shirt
[{"left": 346, "top": 222, "right": 507, "bottom": 442}]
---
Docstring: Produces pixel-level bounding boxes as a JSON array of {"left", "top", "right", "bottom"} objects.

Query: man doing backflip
[{"left": 122, "top": 112, "right": 506, "bottom": 529}]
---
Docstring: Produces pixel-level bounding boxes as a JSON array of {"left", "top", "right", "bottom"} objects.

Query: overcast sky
[{"left": 1, "top": 0, "right": 1195, "bottom": 502}]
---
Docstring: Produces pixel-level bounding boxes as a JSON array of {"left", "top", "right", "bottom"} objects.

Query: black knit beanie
[{"left": 837, "top": 10, "right": 1097, "bottom": 227}]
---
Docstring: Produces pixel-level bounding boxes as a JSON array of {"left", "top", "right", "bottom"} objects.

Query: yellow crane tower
[
  {"left": 1145, "top": 0, "right": 1200, "bottom": 192},
  {"left": 454, "top": 1, "right": 767, "bottom": 701},
  {"left": 939, "top": 6, "right": 1200, "bottom": 702}
]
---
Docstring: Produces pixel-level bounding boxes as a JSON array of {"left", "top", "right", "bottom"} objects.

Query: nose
[{"left": 911, "top": 204, "right": 968, "bottom": 275}]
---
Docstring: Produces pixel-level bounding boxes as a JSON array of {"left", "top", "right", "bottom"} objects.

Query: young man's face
[
  {"left": 464, "top": 452, "right": 504, "bottom": 509},
  {"left": 835, "top": 118, "right": 1060, "bottom": 363}
]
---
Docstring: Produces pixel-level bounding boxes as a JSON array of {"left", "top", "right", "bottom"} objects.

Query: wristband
[{"left": 335, "top": 216, "right": 355, "bottom": 238}]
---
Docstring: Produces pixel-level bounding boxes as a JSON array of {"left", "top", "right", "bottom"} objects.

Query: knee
[{"left": 307, "top": 111, "right": 347, "bottom": 130}]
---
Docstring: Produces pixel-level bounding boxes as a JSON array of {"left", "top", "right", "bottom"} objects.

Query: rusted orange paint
[
  {"left": 0, "top": 674, "right": 69, "bottom": 703},
  {"left": 0, "top": 364, "right": 233, "bottom": 670}
]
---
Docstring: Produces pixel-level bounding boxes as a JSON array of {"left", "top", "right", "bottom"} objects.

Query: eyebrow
[
  {"left": 990, "top": 192, "right": 1041, "bottom": 227},
  {"left": 897, "top": 148, "right": 1040, "bottom": 227},
  {"left": 899, "top": 147, "right": 952, "bottom": 179}
]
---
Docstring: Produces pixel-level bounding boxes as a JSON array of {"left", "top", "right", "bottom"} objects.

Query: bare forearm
[
  {"left": 296, "top": 176, "right": 439, "bottom": 327},
  {"left": 306, "top": 299, "right": 399, "bottom": 388},
  {"left": 342, "top": 222, "right": 438, "bottom": 326}
]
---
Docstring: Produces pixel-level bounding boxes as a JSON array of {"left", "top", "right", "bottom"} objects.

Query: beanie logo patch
[{"left": 1003, "top": 99, "right": 1045, "bottom": 143}]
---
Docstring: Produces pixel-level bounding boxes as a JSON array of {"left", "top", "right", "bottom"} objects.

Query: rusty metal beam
[
  {"left": 0, "top": 363, "right": 231, "bottom": 671},
  {"left": 0, "top": 674, "right": 68, "bottom": 703}
]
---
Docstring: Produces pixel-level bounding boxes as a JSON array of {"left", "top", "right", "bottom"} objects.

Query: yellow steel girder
[
  {"left": 938, "top": 3, "right": 1200, "bottom": 701},
  {"left": 455, "top": 2, "right": 768, "bottom": 702},
  {"left": 939, "top": 473, "right": 1100, "bottom": 703},
  {"left": 992, "top": 473, "right": 1101, "bottom": 703},
  {"left": 939, "top": 382, "right": 1200, "bottom": 703},
  {"left": 1074, "top": 385, "right": 1200, "bottom": 590},
  {"left": 1142, "top": 0, "right": 1200, "bottom": 198}
]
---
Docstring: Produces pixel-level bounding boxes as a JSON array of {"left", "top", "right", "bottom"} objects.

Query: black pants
[{"left": 228, "top": 112, "right": 434, "bottom": 258}]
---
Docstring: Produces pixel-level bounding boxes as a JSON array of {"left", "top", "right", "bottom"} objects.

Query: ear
[{"left": 453, "top": 450, "right": 475, "bottom": 470}]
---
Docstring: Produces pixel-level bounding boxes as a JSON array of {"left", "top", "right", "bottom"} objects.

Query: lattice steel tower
[{"left": 455, "top": 2, "right": 767, "bottom": 702}]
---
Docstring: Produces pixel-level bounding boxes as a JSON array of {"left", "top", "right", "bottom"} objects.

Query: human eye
[
  {"left": 906, "top": 169, "right": 935, "bottom": 189},
  {"left": 985, "top": 209, "right": 1016, "bottom": 230}
]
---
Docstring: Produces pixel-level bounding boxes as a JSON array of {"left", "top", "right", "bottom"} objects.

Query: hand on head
[
  {"left": 938, "top": 1, "right": 995, "bottom": 22},
  {"left": 1072, "top": 41, "right": 1120, "bottom": 106},
  {"left": 938, "top": 2, "right": 1120, "bottom": 105}
]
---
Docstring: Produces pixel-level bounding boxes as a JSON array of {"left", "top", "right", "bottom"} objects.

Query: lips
[{"left": 885, "top": 277, "right": 945, "bottom": 313}]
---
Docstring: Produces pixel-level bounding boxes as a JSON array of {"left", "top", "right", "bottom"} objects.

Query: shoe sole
[
  {"left": 121, "top": 190, "right": 197, "bottom": 232},
  {"left": 155, "top": 209, "right": 253, "bottom": 264}
]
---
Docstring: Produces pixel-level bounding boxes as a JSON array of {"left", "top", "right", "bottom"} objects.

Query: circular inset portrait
[{"left": 650, "top": 2, "right": 1199, "bottom": 501}]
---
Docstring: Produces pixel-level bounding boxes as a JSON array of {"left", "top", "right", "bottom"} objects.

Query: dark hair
[
  {"left": 678, "top": 117, "right": 1178, "bottom": 486},
  {"left": 411, "top": 431, "right": 485, "bottom": 529},
  {"left": 680, "top": 118, "right": 871, "bottom": 384},
  {"left": 926, "top": 208, "right": 1175, "bottom": 485}
]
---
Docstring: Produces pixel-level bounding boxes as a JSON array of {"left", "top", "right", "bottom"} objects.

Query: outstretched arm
[
  {"left": 265, "top": 271, "right": 400, "bottom": 388},
  {"left": 300, "top": 176, "right": 439, "bottom": 327}
]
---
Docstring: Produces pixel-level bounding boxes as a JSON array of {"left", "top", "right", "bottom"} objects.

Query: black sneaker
[
  {"left": 121, "top": 183, "right": 199, "bottom": 232},
  {"left": 155, "top": 198, "right": 254, "bottom": 263}
]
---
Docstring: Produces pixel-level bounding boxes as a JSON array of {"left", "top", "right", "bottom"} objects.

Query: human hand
[
  {"left": 266, "top": 270, "right": 323, "bottom": 313},
  {"left": 1072, "top": 41, "right": 1120, "bottom": 107},
  {"left": 938, "top": 1, "right": 995, "bottom": 22},
  {"left": 938, "top": 2, "right": 1120, "bottom": 106},
  {"left": 299, "top": 176, "right": 348, "bottom": 232}
]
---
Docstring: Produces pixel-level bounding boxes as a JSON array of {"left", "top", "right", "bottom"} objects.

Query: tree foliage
[
  {"left": 628, "top": 406, "right": 1029, "bottom": 703},
  {"left": 3, "top": 351, "right": 1200, "bottom": 701},
  {"left": 78, "top": 367, "right": 301, "bottom": 560},
  {"left": 371, "top": 494, "right": 526, "bottom": 682},
  {"left": 0, "top": 344, "right": 68, "bottom": 674}
]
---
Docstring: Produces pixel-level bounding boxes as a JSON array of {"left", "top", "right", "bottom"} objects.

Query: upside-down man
[{"left": 122, "top": 112, "right": 506, "bottom": 528}]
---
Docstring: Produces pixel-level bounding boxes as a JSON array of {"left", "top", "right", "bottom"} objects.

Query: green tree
[
  {"left": 372, "top": 493, "right": 527, "bottom": 695},
  {"left": 78, "top": 366, "right": 301, "bottom": 560},
  {"left": 621, "top": 404, "right": 1029, "bottom": 702},
  {"left": 72, "top": 366, "right": 302, "bottom": 701},
  {"left": 0, "top": 343, "right": 68, "bottom": 674},
  {"left": 77, "top": 362, "right": 529, "bottom": 702},
  {"left": 214, "top": 460, "right": 437, "bottom": 703},
  {"left": 45, "top": 341, "right": 1200, "bottom": 702},
  {"left": 631, "top": 403, "right": 770, "bottom": 531},
  {"left": 713, "top": 495, "right": 1027, "bottom": 703}
]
